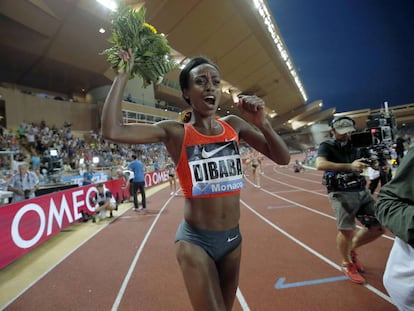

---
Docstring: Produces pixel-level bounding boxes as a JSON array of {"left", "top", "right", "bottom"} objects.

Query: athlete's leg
[
  {"left": 216, "top": 243, "right": 242, "bottom": 311},
  {"left": 176, "top": 240, "right": 226, "bottom": 311}
]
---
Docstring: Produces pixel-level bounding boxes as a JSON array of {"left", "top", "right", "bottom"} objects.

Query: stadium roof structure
[{"left": 1, "top": 0, "right": 413, "bottom": 132}]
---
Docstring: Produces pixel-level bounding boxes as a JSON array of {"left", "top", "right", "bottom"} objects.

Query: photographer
[
  {"left": 316, "top": 116, "right": 385, "bottom": 284},
  {"left": 8, "top": 163, "right": 39, "bottom": 202},
  {"left": 89, "top": 183, "right": 116, "bottom": 223}
]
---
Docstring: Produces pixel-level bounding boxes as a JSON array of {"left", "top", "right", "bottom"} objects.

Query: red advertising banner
[
  {"left": 0, "top": 170, "right": 169, "bottom": 270},
  {"left": 0, "top": 179, "right": 122, "bottom": 270},
  {"left": 144, "top": 169, "right": 169, "bottom": 187}
]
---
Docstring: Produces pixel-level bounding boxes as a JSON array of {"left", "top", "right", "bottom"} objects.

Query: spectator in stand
[
  {"left": 128, "top": 154, "right": 146, "bottom": 211},
  {"left": 17, "top": 124, "right": 26, "bottom": 140},
  {"left": 7, "top": 163, "right": 39, "bottom": 202},
  {"left": 12, "top": 153, "right": 26, "bottom": 174},
  {"left": 375, "top": 147, "right": 414, "bottom": 310},
  {"left": 26, "top": 128, "right": 36, "bottom": 151},
  {"left": 82, "top": 164, "right": 93, "bottom": 186},
  {"left": 153, "top": 157, "right": 159, "bottom": 171},
  {"left": 31, "top": 151, "right": 41, "bottom": 177}
]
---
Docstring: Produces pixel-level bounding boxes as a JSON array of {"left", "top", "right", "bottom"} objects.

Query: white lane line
[
  {"left": 267, "top": 204, "right": 297, "bottom": 209},
  {"left": 271, "top": 189, "right": 311, "bottom": 193},
  {"left": 1, "top": 223, "right": 111, "bottom": 310},
  {"left": 112, "top": 194, "right": 251, "bottom": 311},
  {"left": 111, "top": 195, "right": 174, "bottom": 311},
  {"left": 240, "top": 199, "right": 394, "bottom": 305},
  {"left": 267, "top": 170, "right": 328, "bottom": 197},
  {"left": 257, "top": 172, "right": 395, "bottom": 242},
  {"left": 272, "top": 166, "right": 323, "bottom": 184},
  {"left": 244, "top": 177, "right": 336, "bottom": 220},
  {"left": 237, "top": 288, "right": 251, "bottom": 311}
]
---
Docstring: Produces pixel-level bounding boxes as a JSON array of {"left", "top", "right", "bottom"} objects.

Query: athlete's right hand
[{"left": 114, "top": 47, "right": 134, "bottom": 74}]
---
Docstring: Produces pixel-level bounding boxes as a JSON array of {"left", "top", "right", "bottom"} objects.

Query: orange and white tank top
[{"left": 176, "top": 119, "right": 244, "bottom": 198}]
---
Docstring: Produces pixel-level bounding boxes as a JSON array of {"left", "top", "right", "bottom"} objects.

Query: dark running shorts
[{"left": 175, "top": 219, "right": 242, "bottom": 262}]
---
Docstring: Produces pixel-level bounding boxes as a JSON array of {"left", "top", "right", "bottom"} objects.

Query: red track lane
[{"left": 3, "top": 159, "right": 397, "bottom": 310}]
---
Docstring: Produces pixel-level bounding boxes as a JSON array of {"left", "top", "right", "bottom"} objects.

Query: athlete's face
[{"left": 184, "top": 64, "right": 222, "bottom": 116}]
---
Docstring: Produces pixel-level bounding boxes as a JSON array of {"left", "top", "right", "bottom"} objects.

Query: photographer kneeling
[
  {"left": 316, "top": 117, "right": 385, "bottom": 284},
  {"left": 8, "top": 163, "right": 39, "bottom": 203},
  {"left": 89, "top": 183, "right": 117, "bottom": 223}
]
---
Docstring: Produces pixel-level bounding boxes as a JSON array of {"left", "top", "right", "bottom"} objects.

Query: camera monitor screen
[
  {"left": 50, "top": 149, "right": 58, "bottom": 157},
  {"left": 351, "top": 131, "right": 373, "bottom": 148}
]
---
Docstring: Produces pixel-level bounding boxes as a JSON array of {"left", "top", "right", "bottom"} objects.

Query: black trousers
[{"left": 131, "top": 181, "right": 146, "bottom": 209}]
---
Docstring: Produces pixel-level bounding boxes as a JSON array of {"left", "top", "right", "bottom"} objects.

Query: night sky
[{"left": 268, "top": 0, "right": 414, "bottom": 113}]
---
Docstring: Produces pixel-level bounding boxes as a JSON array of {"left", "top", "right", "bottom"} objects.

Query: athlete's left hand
[{"left": 236, "top": 95, "right": 266, "bottom": 126}]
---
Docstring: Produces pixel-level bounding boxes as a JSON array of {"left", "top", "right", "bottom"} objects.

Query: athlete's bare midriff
[{"left": 183, "top": 195, "right": 240, "bottom": 231}]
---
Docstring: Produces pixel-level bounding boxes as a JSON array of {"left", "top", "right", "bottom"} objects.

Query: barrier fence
[{"left": 0, "top": 169, "right": 170, "bottom": 269}]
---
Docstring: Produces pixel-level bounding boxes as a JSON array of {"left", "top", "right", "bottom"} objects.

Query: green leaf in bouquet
[{"left": 101, "top": 3, "right": 177, "bottom": 87}]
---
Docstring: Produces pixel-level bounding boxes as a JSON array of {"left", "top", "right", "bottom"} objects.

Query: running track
[{"left": 1, "top": 156, "right": 397, "bottom": 310}]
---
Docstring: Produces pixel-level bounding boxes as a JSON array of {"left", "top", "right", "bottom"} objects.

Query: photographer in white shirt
[{"left": 7, "top": 163, "right": 39, "bottom": 202}]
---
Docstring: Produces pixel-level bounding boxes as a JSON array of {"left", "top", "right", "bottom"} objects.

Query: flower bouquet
[{"left": 102, "top": 3, "right": 176, "bottom": 87}]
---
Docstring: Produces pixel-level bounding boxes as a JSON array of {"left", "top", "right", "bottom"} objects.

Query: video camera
[
  {"left": 42, "top": 149, "right": 62, "bottom": 174},
  {"left": 350, "top": 113, "right": 396, "bottom": 167},
  {"left": 350, "top": 127, "right": 393, "bottom": 149}
]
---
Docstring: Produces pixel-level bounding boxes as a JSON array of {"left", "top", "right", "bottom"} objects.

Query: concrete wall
[{"left": 0, "top": 87, "right": 99, "bottom": 131}]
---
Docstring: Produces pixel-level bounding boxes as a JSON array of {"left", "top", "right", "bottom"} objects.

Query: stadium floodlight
[{"left": 96, "top": 0, "right": 118, "bottom": 11}]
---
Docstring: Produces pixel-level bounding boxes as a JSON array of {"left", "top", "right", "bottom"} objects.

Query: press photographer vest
[{"left": 319, "top": 139, "right": 368, "bottom": 193}]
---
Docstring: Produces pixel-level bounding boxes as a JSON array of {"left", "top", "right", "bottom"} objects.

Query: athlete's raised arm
[
  {"left": 226, "top": 95, "right": 290, "bottom": 165},
  {"left": 101, "top": 48, "right": 168, "bottom": 145}
]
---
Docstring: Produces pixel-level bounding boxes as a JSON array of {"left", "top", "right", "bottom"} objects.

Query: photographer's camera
[
  {"left": 360, "top": 158, "right": 373, "bottom": 165},
  {"left": 24, "top": 189, "right": 31, "bottom": 199}
]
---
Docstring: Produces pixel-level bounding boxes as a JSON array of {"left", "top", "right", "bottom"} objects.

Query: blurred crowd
[
  {"left": 1, "top": 119, "right": 412, "bottom": 188},
  {"left": 0, "top": 120, "right": 171, "bottom": 186}
]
